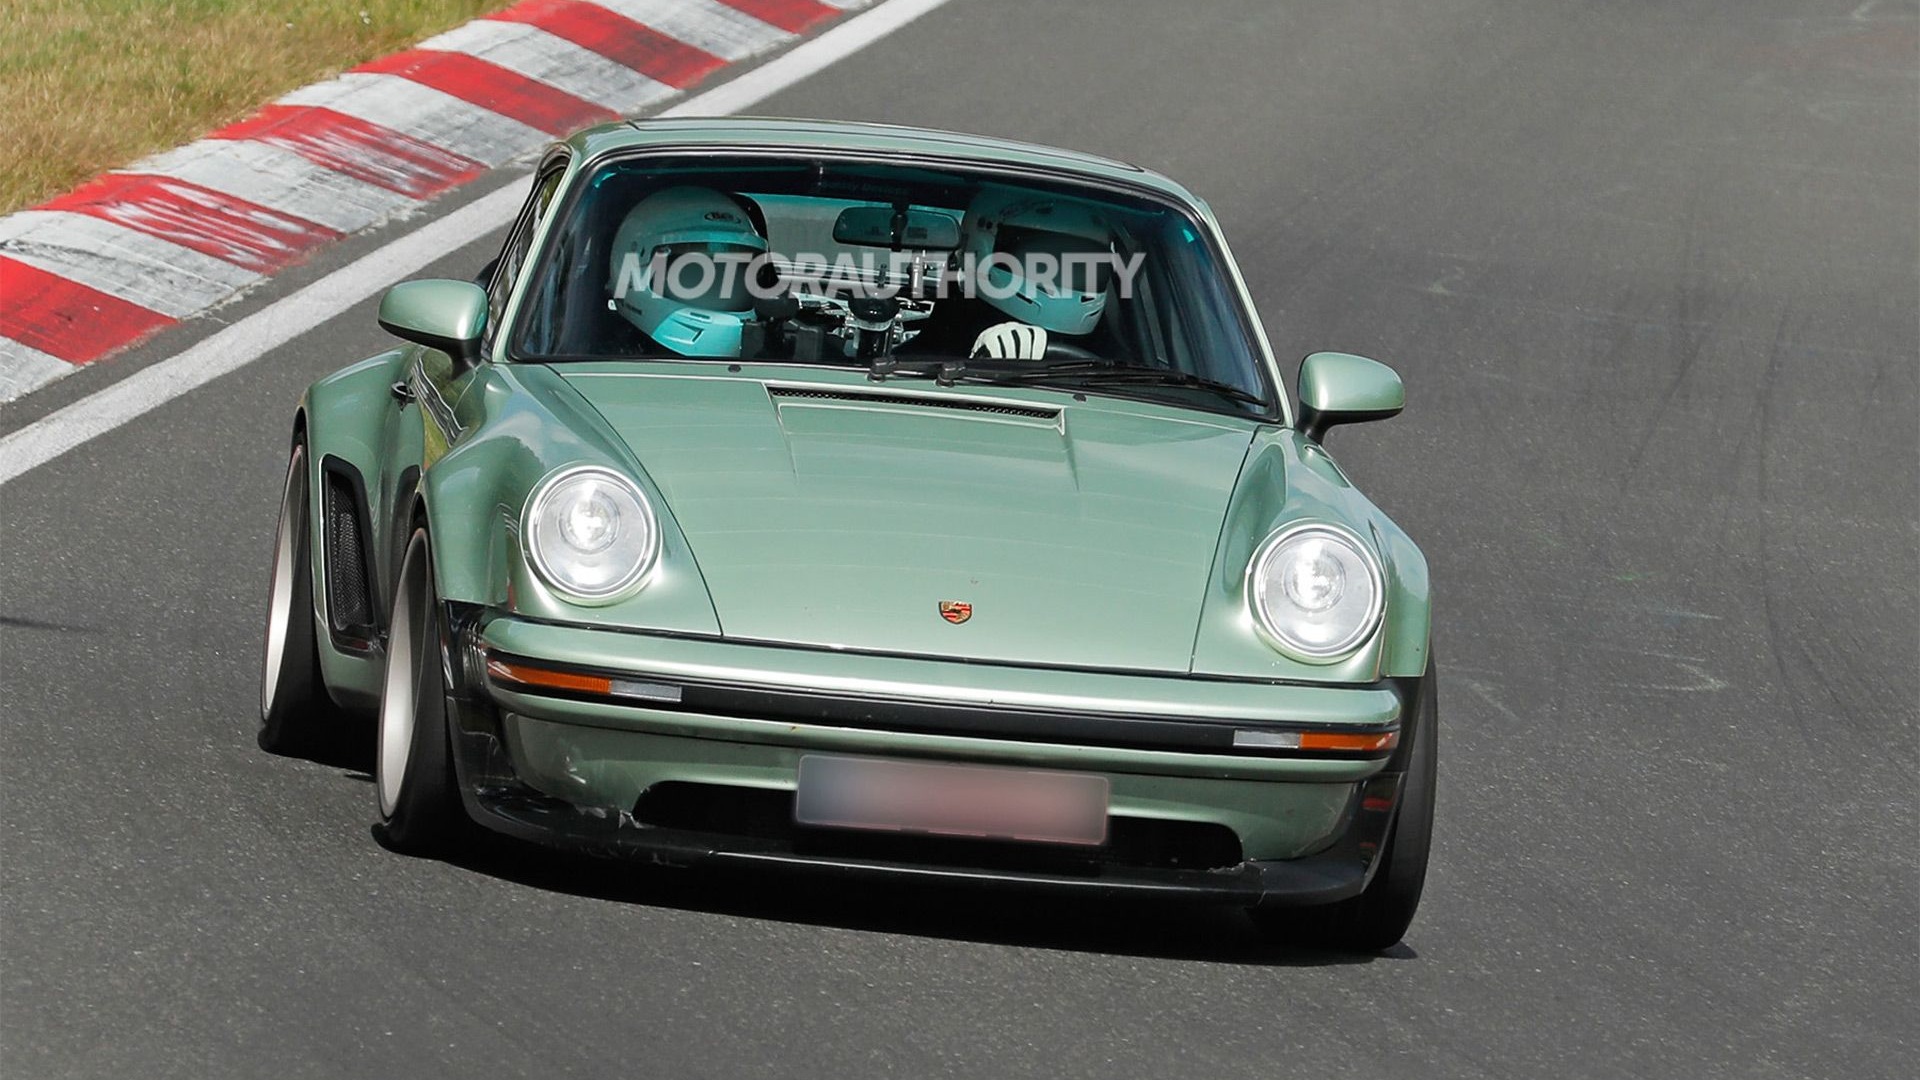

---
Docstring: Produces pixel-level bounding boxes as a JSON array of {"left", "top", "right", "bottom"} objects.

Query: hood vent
[{"left": 766, "top": 385, "right": 1061, "bottom": 421}]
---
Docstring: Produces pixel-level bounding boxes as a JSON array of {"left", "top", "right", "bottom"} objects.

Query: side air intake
[{"left": 321, "top": 465, "right": 376, "bottom": 641}]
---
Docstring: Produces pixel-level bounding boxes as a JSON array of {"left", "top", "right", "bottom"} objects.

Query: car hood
[{"left": 556, "top": 370, "right": 1258, "bottom": 672}]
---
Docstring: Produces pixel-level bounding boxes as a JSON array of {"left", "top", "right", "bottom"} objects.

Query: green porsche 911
[{"left": 259, "top": 117, "right": 1435, "bottom": 951}]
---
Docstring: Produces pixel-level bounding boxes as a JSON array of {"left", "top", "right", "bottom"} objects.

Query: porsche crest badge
[{"left": 938, "top": 600, "right": 973, "bottom": 625}]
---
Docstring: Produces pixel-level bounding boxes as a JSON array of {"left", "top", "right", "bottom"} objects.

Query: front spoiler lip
[
  {"left": 459, "top": 782, "right": 1397, "bottom": 909},
  {"left": 484, "top": 649, "right": 1400, "bottom": 760}
]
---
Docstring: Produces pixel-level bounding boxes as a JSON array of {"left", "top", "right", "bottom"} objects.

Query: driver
[
  {"left": 609, "top": 186, "right": 768, "bottom": 358},
  {"left": 959, "top": 187, "right": 1118, "bottom": 361}
]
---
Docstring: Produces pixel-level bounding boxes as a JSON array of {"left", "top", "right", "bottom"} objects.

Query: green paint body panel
[
  {"left": 556, "top": 364, "right": 1254, "bottom": 670},
  {"left": 292, "top": 119, "right": 1434, "bottom": 862},
  {"left": 298, "top": 350, "right": 406, "bottom": 711},
  {"left": 1191, "top": 427, "right": 1429, "bottom": 681}
]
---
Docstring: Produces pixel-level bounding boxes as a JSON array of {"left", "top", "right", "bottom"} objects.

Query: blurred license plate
[{"left": 794, "top": 755, "right": 1109, "bottom": 846}]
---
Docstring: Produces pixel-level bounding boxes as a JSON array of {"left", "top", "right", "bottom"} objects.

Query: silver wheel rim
[
  {"left": 261, "top": 445, "right": 305, "bottom": 721},
  {"left": 377, "top": 536, "right": 424, "bottom": 819}
]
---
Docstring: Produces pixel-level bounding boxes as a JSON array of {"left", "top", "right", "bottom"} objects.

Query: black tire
[
  {"left": 259, "top": 434, "right": 340, "bottom": 756},
  {"left": 374, "top": 527, "right": 469, "bottom": 855},
  {"left": 1254, "top": 660, "right": 1438, "bottom": 952}
]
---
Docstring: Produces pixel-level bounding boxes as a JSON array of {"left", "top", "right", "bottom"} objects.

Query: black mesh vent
[
  {"left": 767, "top": 385, "right": 1060, "bottom": 421},
  {"left": 323, "top": 472, "right": 372, "bottom": 632},
  {"left": 632, "top": 782, "right": 1243, "bottom": 873}
]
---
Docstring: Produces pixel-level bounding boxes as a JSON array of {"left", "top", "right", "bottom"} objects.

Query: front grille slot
[
  {"left": 322, "top": 470, "right": 373, "bottom": 635},
  {"left": 767, "top": 385, "right": 1060, "bottom": 421},
  {"left": 632, "top": 782, "right": 1243, "bottom": 873}
]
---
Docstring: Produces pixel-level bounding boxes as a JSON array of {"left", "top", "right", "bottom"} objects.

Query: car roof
[{"left": 562, "top": 117, "right": 1205, "bottom": 208}]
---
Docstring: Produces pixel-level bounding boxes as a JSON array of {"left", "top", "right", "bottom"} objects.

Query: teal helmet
[
  {"left": 961, "top": 187, "right": 1116, "bottom": 337},
  {"left": 610, "top": 186, "right": 768, "bottom": 357}
]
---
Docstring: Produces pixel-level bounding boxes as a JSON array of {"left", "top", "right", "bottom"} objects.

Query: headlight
[
  {"left": 523, "top": 466, "right": 658, "bottom": 601},
  {"left": 1249, "top": 523, "right": 1384, "bottom": 661}
]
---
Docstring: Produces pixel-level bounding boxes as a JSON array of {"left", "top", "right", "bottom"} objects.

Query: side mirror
[
  {"left": 378, "top": 280, "right": 488, "bottom": 368},
  {"left": 1296, "top": 352, "right": 1404, "bottom": 443}
]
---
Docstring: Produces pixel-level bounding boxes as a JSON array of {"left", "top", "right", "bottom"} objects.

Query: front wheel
[
  {"left": 374, "top": 527, "right": 469, "bottom": 855},
  {"left": 1253, "top": 660, "right": 1438, "bottom": 952}
]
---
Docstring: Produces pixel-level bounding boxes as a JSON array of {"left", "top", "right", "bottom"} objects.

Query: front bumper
[{"left": 443, "top": 612, "right": 1419, "bottom": 908}]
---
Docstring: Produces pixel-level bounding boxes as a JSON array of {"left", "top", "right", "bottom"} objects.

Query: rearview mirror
[
  {"left": 1296, "top": 352, "right": 1404, "bottom": 442},
  {"left": 377, "top": 279, "right": 488, "bottom": 367},
  {"left": 831, "top": 205, "right": 962, "bottom": 250}
]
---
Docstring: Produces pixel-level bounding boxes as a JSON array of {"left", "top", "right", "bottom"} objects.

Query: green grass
[{"left": 0, "top": 0, "right": 509, "bottom": 213}]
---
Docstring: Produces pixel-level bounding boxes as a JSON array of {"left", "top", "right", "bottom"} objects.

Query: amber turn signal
[{"left": 485, "top": 656, "right": 613, "bottom": 695}]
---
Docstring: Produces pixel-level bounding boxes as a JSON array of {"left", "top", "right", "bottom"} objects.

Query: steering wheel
[{"left": 1043, "top": 339, "right": 1102, "bottom": 363}]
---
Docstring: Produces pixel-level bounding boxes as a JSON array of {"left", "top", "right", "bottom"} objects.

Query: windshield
[{"left": 512, "top": 153, "right": 1274, "bottom": 415}]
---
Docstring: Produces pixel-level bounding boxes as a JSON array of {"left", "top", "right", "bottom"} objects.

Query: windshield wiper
[
  {"left": 972, "top": 362, "right": 1269, "bottom": 408},
  {"left": 865, "top": 356, "right": 1267, "bottom": 410}
]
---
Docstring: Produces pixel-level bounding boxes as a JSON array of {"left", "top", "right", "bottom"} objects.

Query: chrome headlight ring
[
  {"left": 521, "top": 465, "right": 659, "bottom": 604},
  {"left": 1246, "top": 521, "right": 1386, "bottom": 662}
]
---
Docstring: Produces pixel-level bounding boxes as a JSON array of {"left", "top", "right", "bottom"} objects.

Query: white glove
[{"left": 969, "top": 321, "right": 1049, "bottom": 361}]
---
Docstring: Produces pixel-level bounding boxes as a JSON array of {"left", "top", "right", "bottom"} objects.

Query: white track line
[{"left": 0, "top": 0, "right": 955, "bottom": 486}]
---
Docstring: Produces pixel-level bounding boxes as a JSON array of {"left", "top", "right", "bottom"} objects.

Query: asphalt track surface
[{"left": 3, "top": 1, "right": 1915, "bottom": 1077}]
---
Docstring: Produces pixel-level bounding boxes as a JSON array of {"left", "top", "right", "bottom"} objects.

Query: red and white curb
[{"left": 0, "top": 0, "right": 871, "bottom": 402}]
